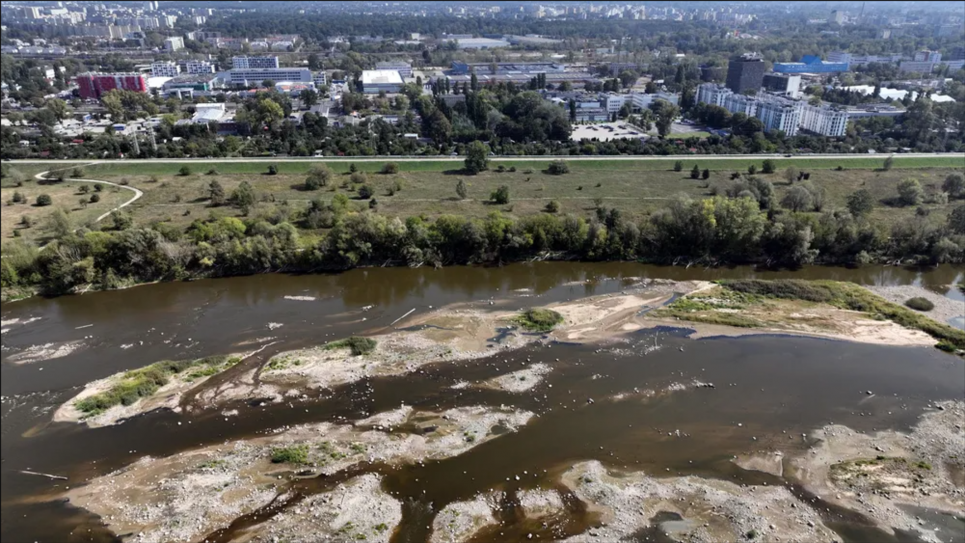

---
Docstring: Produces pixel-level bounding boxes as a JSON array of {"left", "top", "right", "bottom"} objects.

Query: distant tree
[
  {"left": 702, "top": 168, "right": 710, "bottom": 180},
  {"left": 949, "top": 204, "right": 965, "bottom": 235},
  {"left": 300, "top": 89, "right": 318, "bottom": 108},
  {"left": 179, "top": 165, "right": 191, "bottom": 176},
  {"left": 89, "top": 193, "right": 101, "bottom": 204},
  {"left": 381, "top": 162, "right": 399, "bottom": 174},
  {"left": 350, "top": 171, "right": 367, "bottom": 185},
  {"left": 748, "top": 164, "right": 757, "bottom": 175},
  {"left": 781, "top": 186, "right": 814, "bottom": 212},
  {"left": 784, "top": 167, "right": 799, "bottom": 184},
  {"left": 358, "top": 184, "right": 374, "bottom": 199},
  {"left": 690, "top": 164, "right": 700, "bottom": 179},
  {"left": 307, "top": 53, "right": 321, "bottom": 71},
  {"left": 547, "top": 160, "right": 570, "bottom": 175},
  {"left": 846, "top": 189, "right": 875, "bottom": 217},
  {"left": 883, "top": 155, "right": 894, "bottom": 171},
  {"left": 262, "top": 79, "right": 275, "bottom": 88},
  {"left": 71, "top": 167, "right": 85, "bottom": 178},
  {"left": 267, "top": 164, "right": 278, "bottom": 175},
  {"left": 465, "top": 141, "right": 490, "bottom": 174},
  {"left": 456, "top": 179, "right": 468, "bottom": 200},
  {"left": 761, "top": 160, "right": 776, "bottom": 174},
  {"left": 491, "top": 185, "right": 510, "bottom": 204},
  {"left": 230, "top": 181, "right": 256, "bottom": 214},
  {"left": 673, "top": 160, "right": 683, "bottom": 172},
  {"left": 36, "top": 194, "right": 53, "bottom": 206},
  {"left": 897, "top": 178, "right": 924, "bottom": 207},
  {"left": 111, "top": 210, "right": 133, "bottom": 230},
  {"left": 305, "top": 165, "right": 332, "bottom": 190},
  {"left": 349, "top": 163, "right": 358, "bottom": 173},
  {"left": 545, "top": 200, "right": 561, "bottom": 213},
  {"left": 208, "top": 180, "right": 226, "bottom": 206},
  {"left": 48, "top": 208, "right": 71, "bottom": 237},
  {"left": 942, "top": 173, "right": 964, "bottom": 199}
]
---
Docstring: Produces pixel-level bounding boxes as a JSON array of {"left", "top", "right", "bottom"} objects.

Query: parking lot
[{"left": 570, "top": 122, "right": 647, "bottom": 142}]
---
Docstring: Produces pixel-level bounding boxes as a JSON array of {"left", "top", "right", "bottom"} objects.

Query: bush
[
  {"left": 270, "top": 445, "right": 309, "bottom": 464},
  {"left": 701, "top": 168, "right": 710, "bottom": 180},
  {"left": 89, "top": 193, "right": 100, "bottom": 203},
  {"left": 690, "top": 164, "right": 700, "bottom": 179},
  {"left": 325, "top": 336, "right": 377, "bottom": 356},
  {"left": 206, "top": 168, "right": 218, "bottom": 175},
  {"left": 942, "top": 173, "right": 964, "bottom": 199},
  {"left": 547, "top": 159, "right": 570, "bottom": 175},
  {"left": 94, "top": 183, "right": 103, "bottom": 192},
  {"left": 350, "top": 171, "right": 367, "bottom": 185},
  {"left": 545, "top": 200, "right": 560, "bottom": 213},
  {"left": 267, "top": 164, "right": 278, "bottom": 175},
  {"left": 673, "top": 160, "right": 683, "bottom": 172},
  {"left": 761, "top": 160, "right": 776, "bottom": 174},
  {"left": 369, "top": 197, "right": 378, "bottom": 209},
  {"left": 178, "top": 166, "right": 191, "bottom": 176},
  {"left": 358, "top": 184, "right": 374, "bottom": 199},
  {"left": 36, "top": 194, "right": 52, "bottom": 206},
  {"left": 904, "top": 297, "right": 934, "bottom": 311},
  {"left": 381, "top": 162, "right": 399, "bottom": 174},
  {"left": 897, "top": 178, "right": 923, "bottom": 206},
  {"left": 349, "top": 163, "right": 358, "bottom": 173},
  {"left": 456, "top": 179, "right": 468, "bottom": 199},
  {"left": 514, "top": 308, "right": 564, "bottom": 331},
  {"left": 490, "top": 185, "right": 510, "bottom": 204},
  {"left": 847, "top": 189, "right": 875, "bottom": 217},
  {"left": 71, "top": 167, "right": 85, "bottom": 178},
  {"left": 748, "top": 164, "right": 757, "bottom": 175}
]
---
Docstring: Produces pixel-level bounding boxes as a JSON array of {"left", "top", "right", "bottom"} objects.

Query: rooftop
[{"left": 362, "top": 70, "right": 404, "bottom": 85}]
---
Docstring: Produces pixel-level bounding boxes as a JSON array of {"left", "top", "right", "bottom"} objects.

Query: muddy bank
[
  {"left": 65, "top": 405, "right": 533, "bottom": 543},
  {"left": 865, "top": 285, "right": 965, "bottom": 330},
  {"left": 790, "top": 400, "right": 965, "bottom": 543}
]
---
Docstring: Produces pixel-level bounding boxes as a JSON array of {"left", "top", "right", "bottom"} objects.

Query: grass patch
[
  {"left": 720, "top": 279, "right": 965, "bottom": 350},
  {"left": 265, "top": 355, "right": 304, "bottom": 371},
  {"left": 324, "top": 336, "right": 377, "bottom": 356},
  {"left": 74, "top": 355, "right": 235, "bottom": 416},
  {"left": 904, "top": 297, "right": 934, "bottom": 311},
  {"left": 514, "top": 308, "right": 564, "bottom": 332},
  {"left": 270, "top": 444, "right": 309, "bottom": 464}
]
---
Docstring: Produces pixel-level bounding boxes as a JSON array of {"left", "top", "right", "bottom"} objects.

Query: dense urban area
[{"left": 2, "top": 4, "right": 965, "bottom": 543}]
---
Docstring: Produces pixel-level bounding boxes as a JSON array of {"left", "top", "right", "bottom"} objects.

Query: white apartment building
[
  {"left": 757, "top": 99, "right": 801, "bottom": 134},
  {"left": 164, "top": 37, "right": 184, "bottom": 52},
  {"left": 800, "top": 104, "right": 849, "bottom": 136},
  {"left": 229, "top": 68, "right": 312, "bottom": 86},
  {"left": 151, "top": 61, "right": 180, "bottom": 77},
  {"left": 696, "top": 83, "right": 849, "bottom": 137},
  {"left": 185, "top": 60, "right": 215, "bottom": 74}
]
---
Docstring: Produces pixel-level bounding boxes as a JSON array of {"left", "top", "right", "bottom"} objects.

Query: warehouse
[{"left": 361, "top": 69, "right": 404, "bottom": 94}]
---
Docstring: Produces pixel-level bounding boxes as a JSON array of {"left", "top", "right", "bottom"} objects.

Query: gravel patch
[
  {"left": 478, "top": 363, "right": 552, "bottom": 392},
  {"left": 430, "top": 492, "right": 502, "bottom": 543}
]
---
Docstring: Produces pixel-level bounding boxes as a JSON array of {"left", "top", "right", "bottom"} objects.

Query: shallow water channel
[{"left": 2, "top": 263, "right": 963, "bottom": 543}]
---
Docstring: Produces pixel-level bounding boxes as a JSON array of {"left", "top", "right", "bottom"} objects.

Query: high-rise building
[
  {"left": 76, "top": 73, "right": 148, "bottom": 99},
  {"left": 163, "top": 37, "right": 184, "bottom": 52},
  {"left": 725, "top": 53, "right": 766, "bottom": 94},
  {"left": 232, "top": 56, "right": 279, "bottom": 70},
  {"left": 151, "top": 61, "right": 180, "bottom": 77}
]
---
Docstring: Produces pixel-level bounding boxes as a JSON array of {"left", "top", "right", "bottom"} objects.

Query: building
[
  {"left": 825, "top": 51, "right": 852, "bottom": 69},
  {"left": 914, "top": 50, "right": 942, "bottom": 63},
  {"left": 361, "top": 70, "right": 404, "bottom": 93},
  {"left": 774, "top": 55, "right": 849, "bottom": 74},
  {"left": 162, "top": 74, "right": 219, "bottom": 94},
  {"left": 949, "top": 47, "right": 965, "bottom": 62},
  {"left": 450, "top": 61, "right": 565, "bottom": 75},
  {"left": 725, "top": 53, "right": 766, "bottom": 94},
  {"left": 762, "top": 73, "right": 802, "bottom": 99},
  {"left": 455, "top": 38, "right": 511, "bottom": 49},
  {"left": 629, "top": 92, "right": 680, "bottom": 110},
  {"left": 163, "top": 37, "right": 184, "bottom": 52},
  {"left": 375, "top": 61, "right": 412, "bottom": 78},
  {"left": 696, "top": 83, "right": 848, "bottom": 137},
  {"left": 935, "top": 24, "right": 963, "bottom": 37},
  {"left": 831, "top": 10, "right": 845, "bottom": 24},
  {"left": 185, "top": 60, "right": 215, "bottom": 74},
  {"left": 899, "top": 60, "right": 938, "bottom": 74},
  {"left": 188, "top": 103, "right": 227, "bottom": 124},
  {"left": 76, "top": 73, "right": 148, "bottom": 99},
  {"left": 151, "top": 61, "right": 180, "bottom": 77},
  {"left": 228, "top": 68, "right": 312, "bottom": 86},
  {"left": 231, "top": 56, "right": 279, "bottom": 70},
  {"left": 313, "top": 71, "right": 327, "bottom": 88}
]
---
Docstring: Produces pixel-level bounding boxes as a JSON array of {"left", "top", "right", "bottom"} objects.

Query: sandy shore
[
  {"left": 864, "top": 285, "right": 965, "bottom": 330},
  {"left": 65, "top": 404, "right": 534, "bottom": 543},
  {"left": 789, "top": 400, "right": 965, "bottom": 543}
]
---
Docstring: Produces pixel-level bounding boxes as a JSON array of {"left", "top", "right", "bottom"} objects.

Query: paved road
[
  {"left": 6, "top": 153, "right": 963, "bottom": 165},
  {"left": 36, "top": 163, "right": 144, "bottom": 223}
]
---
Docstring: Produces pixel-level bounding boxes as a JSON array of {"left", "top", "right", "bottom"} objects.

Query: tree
[
  {"left": 897, "top": 178, "right": 924, "bottom": 207},
  {"left": 299, "top": 89, "right": 319, "bottom": 109},
  {"left": 690, "top": 164, "right": 700, "bottom": 179},
  {"left": 305, "top": 165, "right": 332, "bottom": 190},
  {"left": 784, "top": 167, "right": 799, "bottom": 184},
  {"left": 267, "top": 164, "right": 278, "bottom": 175},
  {"left": 545, "top": 200, "right": 560, "bottom": 213},
  {"left": 456, "top": 179, "right": 468, "bottom": 200},
  {"left": 230, "top": 181, "right": 256, "bottom": 214},
  {"left": 781, "top": 186, "right": 814, "bottom": 212},
  {"left": 761, "top": 160, "right": 776, "bottom": 174},
  {"left": 883, "top": 155, "right": 894, "bottom": 171},
  {"left": 89, "top": 193, "right": 101, "bottom": 204},
  {"left": 307, "top": 53, "right": 321, "bottom": 71},
  {"left": 748, "top": 164, "right": 757, "bottom": 175},
  {"left": 490, "top": 185, "right": 510, "bottom": 205},
  {"left": 262, "top": 79, "right": 276, "bottom": 88},
  {"left": 846, "top": 189, "right": 875, "bottom": 217},
  {"left": 942, "top": 173, "right": 965, "bottom": 199},
  {"left": 11, "top": 191, "right": 25, "bottom": 203},
  {"left": 547, "top": 160, "right": 570, "bottom": 175},
  {"left": 179, "top": 165, "right": 191, "bottom": 176},
  {"left": 649, "top": 100, "right": 680, "bottom": 137},
  {"left": 208, "top": 180, "right": 226, "bottom": 206},
  {"left": 381, "top": 162, "right": 399, "bottom": 174},
  {"left": 36, "top": 194, "right": 52, "bottom": 206},
  {"left": 350, "top": 163, "right": 358, "bottom": 173},
  {"left": 45, "top": 98, "right": 69, "bottom": 124},
  {"left": 949, "top": 204, "right": 965, "bottom": 235},
  {"left": 350, "top": 171, "right": 367, "bottom": 185},
  {"left": 465, "top": 141, "right": 490, "bottom": 175},
  {"left": 673, "top": 160, "right": 683, "bottom": 172},
  {"left": 111, "top": 210, "right": 132, "bottom": 230},
  {"left": 48, "top": 208, "right": 71, "bottom": 237},
  {"left": 358, "top": 184, "right": 374, "bottom": 199}
]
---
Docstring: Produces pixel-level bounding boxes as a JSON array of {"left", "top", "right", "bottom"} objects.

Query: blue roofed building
[{"left": 774, "top": 55, "right": 849, "bottom": 74}]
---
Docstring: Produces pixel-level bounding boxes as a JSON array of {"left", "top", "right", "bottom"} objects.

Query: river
[{"left": 2, "top": 263, "right": 963, "bottom": 543}]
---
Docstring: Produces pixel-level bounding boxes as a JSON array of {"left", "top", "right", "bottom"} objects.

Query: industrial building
[
  {"left": 725, "top": 53, "right": 766, "bottom": 94},
  {"left": 231, "top": 56, "right": 280, "bottom": 70},
  {"left": 446, "top": 72, "right": 598, "bottom": 88},
  {"left": 76, "top": 72, "right": 148, "bottom": 99},
  {"left": 773, "top": 55, "right": 849, "bottom": 74},
  {"left": 162, "top": 74, "right": 220, "bottom": 94},
  {"left": 361, "top": 70, "right": 404, "bottom": 93},
  {"left": 449, "top": 62, "right": 565, "bottom": 75},
  {"left": 228, "top": 67, "right": 312, "bottom": 86},
  {"left": 697, "top": 83, "right": 849, "bottom": 137},
  {"left": 375, "top": 61, "right": 412, "bottom": 78}
]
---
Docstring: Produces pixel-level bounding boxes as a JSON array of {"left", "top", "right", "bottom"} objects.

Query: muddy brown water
[{"left": 1, "top": 263, "right": 963, "bottom": 543}]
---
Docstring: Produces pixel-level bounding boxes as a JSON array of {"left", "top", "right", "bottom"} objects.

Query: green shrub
[
  {"left": 514, "top": 308, "right": 564, "bottom": 332},
  {"left": 381, "top": 162, "right": 399, "bottom": 174},
  {"left": 270, "top": 445, "right": 309, "bottom": 464},
  {"left": 35, "top": 194, "right": 52, "bottom": 206},
  {"left": 325, "top": 336, "right": 377, "bottom": 356},
  {"left": 545, "top": 200, "right": 560, "bottom": 213},
  {"left": 904, "top": 297, "right": 934, "bottom": 311},
  {"left": 490, "top": 185, "right": 510, "bottom": 204},
  {"left": 722, "top": 279, "right": 834, "bottom": 302},
  {"left": 178, "top": 165, "right": 191, "bottom": 176},
  {"left": 546, "top": 160, "right": 569, "bottom": 175}
]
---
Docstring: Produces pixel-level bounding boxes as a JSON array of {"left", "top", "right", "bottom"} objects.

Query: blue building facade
[{"left": 774, "top": 55, "right": 849, "bottom": 74}]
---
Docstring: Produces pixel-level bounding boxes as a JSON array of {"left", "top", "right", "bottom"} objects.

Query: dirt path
[{"left": 35, "top": 163, "right": 143, "bottom": 223}]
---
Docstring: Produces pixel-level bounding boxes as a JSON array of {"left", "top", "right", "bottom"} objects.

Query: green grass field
[{"left": 2, "top": 156, "right": 961, "bottom": 241}]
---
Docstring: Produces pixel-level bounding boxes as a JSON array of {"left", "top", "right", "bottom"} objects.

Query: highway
[{"left": 4, "top": 153, "right": 963, "bottom": 164}]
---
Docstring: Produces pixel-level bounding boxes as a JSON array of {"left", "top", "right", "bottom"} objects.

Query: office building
[
  {"left": 725, "top": 53, "right": 766, "bottom": 94},
  {"left": 314, "top": 71, "right": 327, "bottom": 87},
  {"left": 762, "top": 73, "right": 802, "bottom": 99},
  {"left": 185, "top": 60, "right": 215, "bottom": 74},
  {"left": 231, "top": 56, "right": 279, "bottom": 70},
  {"left": 76, "top": 73, "right": 148, "bottom": 99},
  {"left": 361, "top": 70, "right": 404, "bottom": 93},
  {"left": 375, "top": 61, "right": 412, "bottom": 78},
  {"left": 229, "top": 68, "right": 312, "bottom": 86},
  {"left": 163, "top": 37, "right": 184, "bottom": 52},
  {"left": 151, "top": 61, "right": 180, "bottom": 77},
  {"left": 774, "top": 55, "right": 849, "bottom": 74}
]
